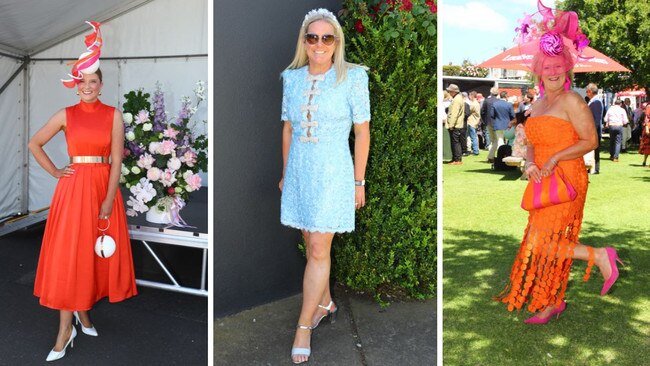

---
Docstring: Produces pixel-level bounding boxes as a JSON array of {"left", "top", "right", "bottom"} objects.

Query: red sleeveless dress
[{"left": 34, "top": 100, "right": 137, "bottom": 311}]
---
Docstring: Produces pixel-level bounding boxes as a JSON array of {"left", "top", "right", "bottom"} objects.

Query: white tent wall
[
  {"left": 25, "top": 0, "right": 208, "bottom": 212},
  {"left": 0, "top": 57, "right": 25, "bottom": 218}
]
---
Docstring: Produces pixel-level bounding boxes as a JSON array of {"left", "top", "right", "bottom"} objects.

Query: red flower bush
[{"left": 355, "top": 19, "right": 365, "bottom": 33}]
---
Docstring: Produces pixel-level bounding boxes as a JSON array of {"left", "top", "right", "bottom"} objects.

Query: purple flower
[{"left": 573, "top": 33, "right": 589, "bottom": 52}]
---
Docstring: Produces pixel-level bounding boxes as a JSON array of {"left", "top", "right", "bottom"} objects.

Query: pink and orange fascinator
[
  {"left": 515, "top": 0, "right": 590, "bottom": 78},
  {"left": 61, "top": 21, "right": 103, "bottom": 88}
]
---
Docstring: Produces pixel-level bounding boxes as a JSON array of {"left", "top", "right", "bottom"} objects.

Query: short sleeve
[
  {"left": 348, "top": 67, "right": 371, "bottom": 124},
  {"left": 281, "top": 71, "right": 289, "bottom": 122}
]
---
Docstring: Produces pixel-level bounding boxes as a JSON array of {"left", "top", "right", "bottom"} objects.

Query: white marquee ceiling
[{"left": 0, "top": 0, "right": 152, "bottom": 56}]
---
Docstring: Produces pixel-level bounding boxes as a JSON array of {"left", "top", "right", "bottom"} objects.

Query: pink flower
[
  {"left": 182, "top": 150, "right": 197, "bottom": 167},
  {"left": 135, "top": 110, "right": 150, "bottom": 124},
  {"left": 184, "top": 172, "right": 202, "bottom": 192},
  {"left": 159, "top": 168, "right": 177, "bottom": 187},
  {"left": 147, "top": 167, "right": 162, "bottom": 181},
  {"left": 123, "top": 148, "right": 130, "bottom": 158},
  {"left": 163, "top": 127, "right": 179, "bottom": 139},
  {"left": 158, "top": 140, "right": 177, "bottom": 155},
  {"left": 137, "top": 153, "right": 156, "bottom": 169}
]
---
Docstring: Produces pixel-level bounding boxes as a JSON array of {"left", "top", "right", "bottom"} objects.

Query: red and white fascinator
[{"left": 61, "top": 21, "right": 103, "bottom": 88}]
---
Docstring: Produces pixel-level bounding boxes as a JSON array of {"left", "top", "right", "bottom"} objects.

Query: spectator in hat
[{"left": 446, "top": 84, "right": 464, "bottom": 165}]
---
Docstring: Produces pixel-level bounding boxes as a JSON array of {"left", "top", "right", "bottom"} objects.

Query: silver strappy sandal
[
  {"left": 291, "top": 324, "right": 313, "bottom": 364},
  {"left": 312, "top": 300, "right": 338, "bottom": 329}
]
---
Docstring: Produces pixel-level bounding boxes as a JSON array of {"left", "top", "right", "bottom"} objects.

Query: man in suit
[
  {"left": 488, "top": 91, "right": 515, "bottom": 162},
  {"left": 586, "top": 83, "right": 603, "bottom": 174},
  {"left": 480, "top": 86, "right": 499, "bottom": 158}
]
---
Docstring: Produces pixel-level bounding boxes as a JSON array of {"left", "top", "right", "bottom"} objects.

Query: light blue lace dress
[{"left": 280, "top": 65, "right": 370, "bottom": 233}]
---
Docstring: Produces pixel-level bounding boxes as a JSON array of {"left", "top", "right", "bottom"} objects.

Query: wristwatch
[{"left": 355, "top": 179, "right": 366, "bottom": 186}]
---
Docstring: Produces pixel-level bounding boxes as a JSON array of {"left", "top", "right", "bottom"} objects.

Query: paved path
[{"left": 214, "top": 286, "right": 436, "bottom": 365}]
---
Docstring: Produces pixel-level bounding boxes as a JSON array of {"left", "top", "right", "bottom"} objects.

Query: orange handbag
[{"left": 521, "top": 167, "right": 577, "bottom": 211}]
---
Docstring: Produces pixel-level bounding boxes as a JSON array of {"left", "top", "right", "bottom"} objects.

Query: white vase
[{"left": 145, "top": 203, "right": 172, "bottom": 224}]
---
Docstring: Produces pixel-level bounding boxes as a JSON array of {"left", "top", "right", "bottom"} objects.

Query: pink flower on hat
[{"left": 539, "top": 32, "right": 563, "bottom": 56}]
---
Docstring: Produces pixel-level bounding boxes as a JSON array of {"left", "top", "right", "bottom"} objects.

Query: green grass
[{"left": 443, "top": 147, "right": 650, "bottom": 366}]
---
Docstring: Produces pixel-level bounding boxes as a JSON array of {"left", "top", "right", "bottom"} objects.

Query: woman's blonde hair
[{"left": 285, "top": 9, "right": 365, "bottom": 84}]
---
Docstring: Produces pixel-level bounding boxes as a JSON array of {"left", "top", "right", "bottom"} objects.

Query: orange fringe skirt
[{"left": 496, "top": 161, "right": 593, "bottom": 313}]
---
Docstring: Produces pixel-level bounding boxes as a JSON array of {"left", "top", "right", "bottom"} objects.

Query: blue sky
[{"left": 441, "top": 0, "right": 542, "bottom": 66}]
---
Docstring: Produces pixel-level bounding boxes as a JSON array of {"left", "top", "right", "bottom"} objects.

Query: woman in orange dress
[
  {"left": 29, "top": 68, "right": 137, "bottom": 361},
  {"left": 639, "top": 104, "right": 650, "bottom": 167},
  {"left": 497, "top": 0, "right": 624, "bottom": 324}
]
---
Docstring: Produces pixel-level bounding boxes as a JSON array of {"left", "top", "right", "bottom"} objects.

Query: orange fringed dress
[
  {"left": 34, "top": 100, "right": 137, "bottom": 311},
  {"left": 497, "top": 115, "right": 592, "bottom": 313}
]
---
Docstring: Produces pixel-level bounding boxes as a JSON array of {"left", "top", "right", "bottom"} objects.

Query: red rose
[
  {"left": 167, "top": 187, "right": 175, "bottom": 195},
  {"left": 122, "top": 148, "right": 130, "bottom": 158},
  {"left": 355, "top": 19, "right": 364, "bottom": 33},
  {"left": 400, "top": 0, "right": 413, "bottom": 11},
  {"left": 425, "top": 0, "right": 437, "bottom": 13}
]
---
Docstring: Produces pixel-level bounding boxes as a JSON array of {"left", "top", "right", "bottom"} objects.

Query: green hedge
[{"left": 333, "top": 0, "right": 437, "bottom": 302}]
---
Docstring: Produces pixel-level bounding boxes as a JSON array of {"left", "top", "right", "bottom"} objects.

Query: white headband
[{"left": 302, "top": 8, "right": 339, "bottom": 28}]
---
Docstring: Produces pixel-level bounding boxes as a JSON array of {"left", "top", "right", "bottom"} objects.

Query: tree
[
  {"left": 443, "top": 60, "right": 489, "bottom": 78},
  {"left": 558, "top": 0, "right": 650, "bottom": 91}
]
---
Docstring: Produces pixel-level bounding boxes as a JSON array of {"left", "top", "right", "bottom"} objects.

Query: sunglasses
[{"left": 304, "top": 33, "right": 337, "bottom": 46}]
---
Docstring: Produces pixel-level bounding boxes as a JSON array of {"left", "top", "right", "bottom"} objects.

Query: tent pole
[
  {"left": 30, "top": 54, "right": 208, "bottom": 62},
  {"left": 0, "top": 57, "right": 29, "bottom": 97},
  {"left": 21, "top": 60, "right": 30, "bottom": 214}
]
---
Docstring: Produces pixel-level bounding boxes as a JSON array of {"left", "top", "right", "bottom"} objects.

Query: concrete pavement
[{"left": 214, "top": 286, "right": 436, "bottom": 365}]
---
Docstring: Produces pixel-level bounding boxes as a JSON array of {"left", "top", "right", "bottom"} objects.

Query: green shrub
[{"left": 334, "top": 0, "right": 437, "bottom": 303}]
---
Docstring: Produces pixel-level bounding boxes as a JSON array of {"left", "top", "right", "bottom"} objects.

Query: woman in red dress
[{"left": 28, "top": 68, "right": 137, "bottom": 361}]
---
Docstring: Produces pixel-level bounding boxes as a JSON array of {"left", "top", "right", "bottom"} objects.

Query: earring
[
  {"left": 564, "top": 77, "right": 571, "bottom": 91},
  {"left": 99, "top": 92, "right": 102, "bottom": 95},
  {"left": 538, "top": 80, "right": 545, "bottom": 98},
  {"left": 76, "top": 92, "right": 79, "bottom": 95}
]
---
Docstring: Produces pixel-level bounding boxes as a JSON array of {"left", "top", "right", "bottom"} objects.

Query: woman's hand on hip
[
  {"left": 99, "top": 199, "right": 113, "bottom": 220},
  {"left": 53, "top": 165, "right": 75, "bottom": 179},
  {"left": 355, "top": 186, "right": 365, "bottom": 210},
  {"left": 278, "top": 177, "right": 284, "bottom": 192}
]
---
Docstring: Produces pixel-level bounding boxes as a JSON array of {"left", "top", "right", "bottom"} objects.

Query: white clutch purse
[{"left": 95, "top": 218, "right": 116, "bottom": 258}]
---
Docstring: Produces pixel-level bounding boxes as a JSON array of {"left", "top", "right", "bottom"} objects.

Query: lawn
[{"left": 442, "top": 147, "right": 650, "bottom": 366}]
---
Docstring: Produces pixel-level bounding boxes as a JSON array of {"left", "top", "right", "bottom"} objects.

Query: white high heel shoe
[
  {"left": 46, "top": 325, "right": 77, "bottom": 362},
  {"left": 73, "top": 311, "right": 98, "bottom": 336}
]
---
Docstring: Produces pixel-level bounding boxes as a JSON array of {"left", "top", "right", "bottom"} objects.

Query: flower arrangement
[{"left": 120, "top": 81, "right": 208, "bottom": 221}]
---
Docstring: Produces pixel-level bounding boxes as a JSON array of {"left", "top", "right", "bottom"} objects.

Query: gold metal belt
[{"left": 70, "top": 156, "right": 109, "bottom": 164}]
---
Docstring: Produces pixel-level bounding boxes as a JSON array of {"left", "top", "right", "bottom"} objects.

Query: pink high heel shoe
[
  {"left": 601, "top": 247, "right": 625, "bottom": 296},
  {"left": 524, "top": 301, "right": 567, "bottom": 324}
]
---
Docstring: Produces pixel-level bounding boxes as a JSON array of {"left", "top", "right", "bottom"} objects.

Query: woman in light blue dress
[{"left": 279, "top": 8, "right": 370, "bottom": 364}]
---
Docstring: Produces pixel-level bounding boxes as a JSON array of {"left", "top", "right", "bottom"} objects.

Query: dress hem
[
  {"left": 281, "top": 220, "right": 354, "bottom": 234},
  {"left": 35, "top": 292, "right": 137, "bottom": 312}
]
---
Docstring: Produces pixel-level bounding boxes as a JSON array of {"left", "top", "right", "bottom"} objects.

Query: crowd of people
[{"left": 443, "top": 82, "right": 650, "bottom": 172}]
